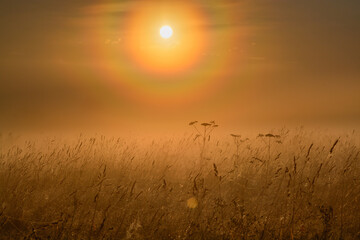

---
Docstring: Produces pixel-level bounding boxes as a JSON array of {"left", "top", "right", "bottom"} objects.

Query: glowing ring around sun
[{"left": 160, "top": 25, "right": 173, "bottom": 39}]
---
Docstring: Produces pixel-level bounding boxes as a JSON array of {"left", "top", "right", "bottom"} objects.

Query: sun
[{"left": 160, "top": 25, "right": 173, "bottom": 39}]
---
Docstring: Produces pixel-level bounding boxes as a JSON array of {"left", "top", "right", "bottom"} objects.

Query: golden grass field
[{"left": 0, "top": 123, "right": 359, "bottom": 239}]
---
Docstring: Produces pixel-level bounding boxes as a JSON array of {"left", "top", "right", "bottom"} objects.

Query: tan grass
[{"left": 0, "top": 128, "right": 359, "bottom": 239}]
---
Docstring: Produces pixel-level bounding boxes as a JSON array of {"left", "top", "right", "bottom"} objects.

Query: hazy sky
[{"left": 1, "top": 0, "right": 359, "bottom": 132}]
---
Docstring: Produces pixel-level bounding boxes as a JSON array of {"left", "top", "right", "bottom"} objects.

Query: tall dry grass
[{"left": 0, "top": 126, "right": 359, "bottom": 239}]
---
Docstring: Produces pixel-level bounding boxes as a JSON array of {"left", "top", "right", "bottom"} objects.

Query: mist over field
[{"left": 1, "top": 0, "right": 360, "bottom": 133}]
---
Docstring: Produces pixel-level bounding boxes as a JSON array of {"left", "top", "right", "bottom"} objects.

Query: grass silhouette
[{"left": 0, "top": 126, "right": 359, "bottom": 239}]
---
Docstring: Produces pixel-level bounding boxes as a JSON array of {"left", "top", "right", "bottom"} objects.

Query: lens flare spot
[{"left": 187, "top": 197, "right": 198, "bottom": 209}]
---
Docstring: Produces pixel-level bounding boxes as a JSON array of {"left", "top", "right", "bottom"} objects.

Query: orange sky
[{"left": 0, "top": 0, "right": 359, "bottom": 133}]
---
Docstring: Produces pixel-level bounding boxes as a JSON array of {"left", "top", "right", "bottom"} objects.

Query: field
[{"left": 0, "top": 124, "right": 359, "bottom": 239}]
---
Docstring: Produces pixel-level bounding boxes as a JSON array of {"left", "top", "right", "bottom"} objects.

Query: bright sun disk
[{"left": 160, "top": 25, "right": 173, "bottom": 39}]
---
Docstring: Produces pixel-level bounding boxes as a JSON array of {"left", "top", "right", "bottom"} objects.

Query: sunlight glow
[
  {"left": 122, "top": 2, "right": 210, "bottom": 75},
  {"left": 160, "top": 25, "right": 173, "bottom": 39}
]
